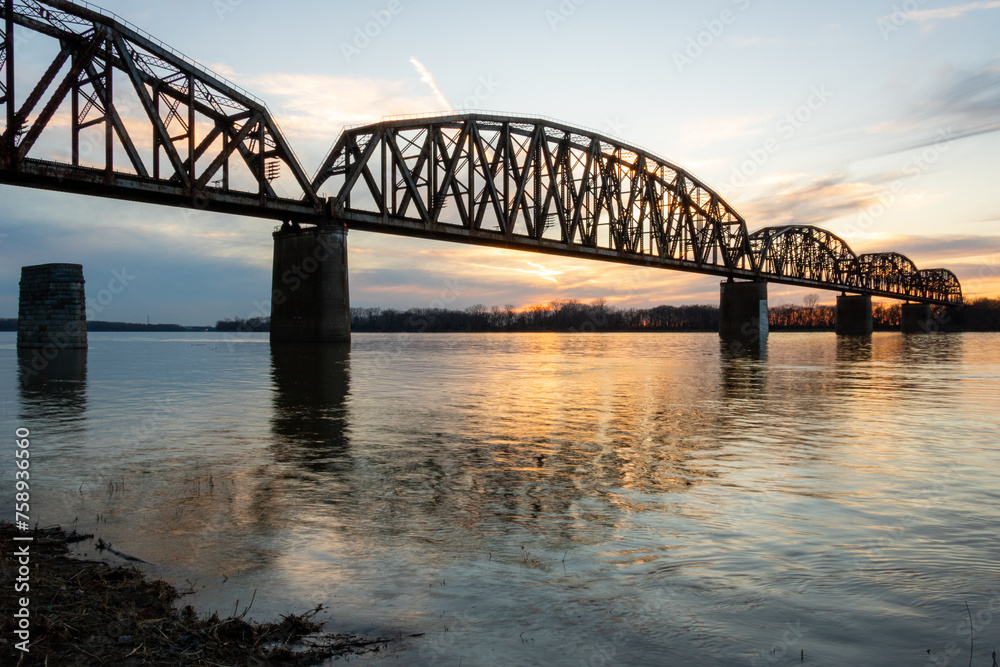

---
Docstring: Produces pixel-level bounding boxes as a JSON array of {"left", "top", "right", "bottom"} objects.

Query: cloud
[
  {"left": 864, "top": 62, "right": 1000, "bottom": 153},
  {"left": 246, "top": 73, "right": 441, "bottom": 168},
  {"left": 408, "top": 57, "right": 453, "bottom": 112},
  {"left": 735, "top": 173, "right": 885, "bottom": 228},
  {"left": 674, "top": 113, "right": 774, "bottom": 153},
  {"left": 345, "top": 232, "right": 725, "bottom": 310},
  {"left": 852, "top": 234, "right": 1000, "bottom": 263},
  {"left": 883, "top": 0, "right": 1000, "bottom": 21}
]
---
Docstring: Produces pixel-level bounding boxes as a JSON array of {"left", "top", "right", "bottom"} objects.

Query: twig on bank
[{"left": 966, "top": 601, "right": 973, "bottom": 667}]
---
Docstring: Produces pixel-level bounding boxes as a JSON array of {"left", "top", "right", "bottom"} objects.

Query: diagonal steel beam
[
  {"left": 6, "top": 44, "right": 70, "bottom": 146},
  {"left": 470, "top": 123, "right": 506, "bottom": 231},
  {"left": 14, "top": 34, "right": 102, "bottom": 163},
  {"left": 334, "top": 129, "right": 382, "bottom": 211},
  {"left": 432, "top": 123, "right": 471, "bottom": 224},
  {"left": 194, "top": 113, "right": 257, "bottom": 190},
  {"left": 386, "top": 129, "right": 430, "bottom": 223},
  {"left": 82, "top": 59, "right": 148, "bottom": 178},
  {"left": 114, "top": 34, "right": 192, "bottom": 189}
]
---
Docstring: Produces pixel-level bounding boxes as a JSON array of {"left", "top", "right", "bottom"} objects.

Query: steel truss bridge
[{"left": 1, "top": 0, "right": 963, "bottom": 306}]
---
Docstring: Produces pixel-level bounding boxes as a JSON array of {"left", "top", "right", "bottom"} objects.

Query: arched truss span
[
  {"left": 856, "top": 252, "right": 919, "bottom": 295},
  {"left": 313, "top": 112, "right": 757, "bottom": 273},
  {"left": 314, "top": 113, "right": 963, "bottom": 305},
  {"left": 749, "top": 225, "right": 858, "bottom": 286},
  {"left": 915, "top": 269, "right": 964, "bottom": 303}
]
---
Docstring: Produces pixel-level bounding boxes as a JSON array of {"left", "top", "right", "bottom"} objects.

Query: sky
[{"left": 2, "top": 0, "right": 999, "bottom": 325}]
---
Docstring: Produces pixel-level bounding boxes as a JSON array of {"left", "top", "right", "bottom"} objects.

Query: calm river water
[{"left": 2, "top": 331, "right": 999, "bottom": 666}]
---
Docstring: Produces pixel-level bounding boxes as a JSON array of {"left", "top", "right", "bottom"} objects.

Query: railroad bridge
[{"left": 2, "top": 0, "right": 962, "bottom": 344}]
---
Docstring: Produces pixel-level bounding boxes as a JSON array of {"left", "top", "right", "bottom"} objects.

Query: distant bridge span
[{"left": 1, "top": 0, "right": 962, "bottom": 310}]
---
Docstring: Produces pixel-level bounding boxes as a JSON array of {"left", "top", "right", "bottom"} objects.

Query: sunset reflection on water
[{"left": 3, "top": 331, "right": 999, "bottom": 666}]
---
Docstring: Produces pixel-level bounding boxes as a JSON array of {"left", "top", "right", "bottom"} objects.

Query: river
[{"left": 2, "top": 331, "right": 999, "bottom": 666}]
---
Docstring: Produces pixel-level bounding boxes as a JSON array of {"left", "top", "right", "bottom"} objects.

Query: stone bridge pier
[
  {"left": 719, "top": 280, "right": 768, "bottom": 353},
  {"left": 835, "top": 294, "right": 873, "bottom": 336},
  {"left": 270, "top": 224, "right": 351, "bottom": 344}
]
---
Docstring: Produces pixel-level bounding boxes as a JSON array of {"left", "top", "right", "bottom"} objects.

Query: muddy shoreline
[{"left": 0, "top": 522, "right": 394, "bottom": 665}]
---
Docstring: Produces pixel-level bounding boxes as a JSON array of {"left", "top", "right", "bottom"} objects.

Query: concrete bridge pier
[
  {"left": 901, "top": 303, "right": 933, "bottom": 334},
  {"left": 835, "top": 294, "right": 873, "bottom": 336},
  {"left": 270, "top": 224, "right": 351, "bottom": 344},
  {"left": 719, "top": 280, "right": 768, "bottom": 353}
]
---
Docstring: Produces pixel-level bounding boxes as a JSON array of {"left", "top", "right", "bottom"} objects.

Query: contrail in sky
[{"left": 409, "top": 56, "right": 453, "bottom": 111}]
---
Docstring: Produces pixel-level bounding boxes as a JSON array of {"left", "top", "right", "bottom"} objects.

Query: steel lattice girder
[
  {"left": 314, "top": 114, "right": 758, "bottom": 272},
  {"left": 0, "top": 0, "right": 322, "bottom": 220},
  {"left": 314, "top": 114, "right": 963, "bottom": 305}
]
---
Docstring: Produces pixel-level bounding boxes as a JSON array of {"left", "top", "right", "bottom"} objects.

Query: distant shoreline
[
  {"left": 4, "top": 296, "right": 1000, "bottom": 333},
  {"left": 0, "top": 319, "right": 214, "bottom": 333}
]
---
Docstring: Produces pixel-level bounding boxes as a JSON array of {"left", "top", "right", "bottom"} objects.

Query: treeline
[
  {"left": 212, "top": 297, "right": 1000, "bottom": 333},
  {"left": 7, "top": 297, "right": 1000, "bottom": 335},
  {"left": 351, "top": 301, "right": 719, "bottom": 332},
  {"left": 350, "top": 298, "right": 1000, "bottom": 332},
  {"left": 215, "top": 316, "right": 269, "bottom": 332},
  {"left": 86, "top": 321, "right": 192, "bottom": 332},
  {"left": 0, "top": 319, "right": 194, "bottom": 332},
  {"left": 959, "top": 297, "right": 1000, "bottom": 330}
]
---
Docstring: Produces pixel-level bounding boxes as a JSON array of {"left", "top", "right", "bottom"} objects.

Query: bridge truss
[
  {"left": 314, "top": 114, "right": 962, "bottom": 305},
  {"left": 0, "top": 0, "right": 321, "bottom": 219},
  {"left": 1, "top": 1, "right": 962, "bottom": 306}
]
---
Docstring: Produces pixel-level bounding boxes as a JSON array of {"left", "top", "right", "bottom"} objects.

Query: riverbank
[{"left": 0, "top": 522, "right": 389, "bottom": 665}]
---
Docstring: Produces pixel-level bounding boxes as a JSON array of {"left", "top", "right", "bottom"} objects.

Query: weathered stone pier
[{"left": 17, "top": 263, "right": 88, "bottom": 349}]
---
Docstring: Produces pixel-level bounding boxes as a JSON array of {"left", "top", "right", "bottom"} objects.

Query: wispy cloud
[
  {"left": 409, "top": 56, "right": 453, "bottom": 111},
  {"left": 859, "top": 61, "right": 1000, "bottom": 155},
  {"left": 856, "top": 234, "right": 1000, "bottom": 262},
  {"left": 882, "top": 0, "right": 1000, "bottom": 22},
  {"left": 467, "top": 260, "right": 567, "bottom": 284},
  {"left": 737, "top": 173, "right": 885, "bottom": 228},
  {"left": 245, "top": 72, "right": 442, "bottom": 171}
]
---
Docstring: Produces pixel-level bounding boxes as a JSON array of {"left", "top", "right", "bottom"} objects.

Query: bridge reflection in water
[{"left": 17, "top": 347, "right": 87, "bottom": 435}]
